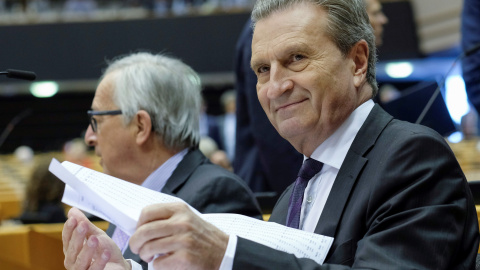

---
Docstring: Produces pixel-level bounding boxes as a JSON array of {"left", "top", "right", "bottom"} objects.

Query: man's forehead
[
  {"left": 251, "top": 4, "right": 328, "bottom": 51},
  {"left": 92, "top": 75, "right": 115, "bottom": 109}
]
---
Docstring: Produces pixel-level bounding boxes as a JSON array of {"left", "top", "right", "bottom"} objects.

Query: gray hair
[
  {"left": 102, "top": 52, "right": 202, "bottom": 151},
  {"left": 252, "top": 0, "right": 378, "bottom": 97}
]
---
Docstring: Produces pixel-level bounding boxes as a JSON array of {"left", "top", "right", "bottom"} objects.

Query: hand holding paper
[
  {"left": 130, "top": 202, "right": 229, "bottom": 269},
  {"left": 49, "top": 158, "right": 333, "bottom": 268}
]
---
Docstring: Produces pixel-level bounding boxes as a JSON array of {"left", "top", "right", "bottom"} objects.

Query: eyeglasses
[{"left": 87, "top": 110, "right": 122, "bottom": 133}]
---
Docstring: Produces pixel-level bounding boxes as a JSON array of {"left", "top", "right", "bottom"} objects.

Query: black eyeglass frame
[{"left": 87, "top": 110, "right": 122, "bottom": 133}]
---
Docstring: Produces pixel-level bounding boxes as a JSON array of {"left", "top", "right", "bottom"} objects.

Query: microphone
[
  {"left": 0, "top": 69, "right": 37, "bottom": 81},
  {"left": 415, "top": 43, "right": 480, "bottom": 125}
]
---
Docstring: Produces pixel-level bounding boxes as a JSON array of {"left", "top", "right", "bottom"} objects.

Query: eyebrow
[{"left": 250, "top": 60, "right": 262, "bottom": 71}]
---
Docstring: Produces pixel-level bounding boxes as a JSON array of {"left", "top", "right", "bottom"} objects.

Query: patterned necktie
[
  {"left": 111, "top": 227, "right": 129, "bottom": 253},
  {"left": 286, "top": 158, "right": 323, "bottom": 229}
]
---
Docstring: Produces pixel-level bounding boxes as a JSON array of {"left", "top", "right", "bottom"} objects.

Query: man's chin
[
  {"left": 100, "top": 161, "right": 110, "bottom": 175},
  {"left": 278, "top": 124, "right": 305, "bottom": 142}
]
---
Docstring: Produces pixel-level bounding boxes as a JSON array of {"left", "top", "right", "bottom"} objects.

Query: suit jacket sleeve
[{"left": 233, "top": 120, "right": 478, "bottom": 269}]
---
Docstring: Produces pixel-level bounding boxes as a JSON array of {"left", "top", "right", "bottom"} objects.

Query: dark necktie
[{"left": 286, "top": 158, "right": 323, "bottom": 229}]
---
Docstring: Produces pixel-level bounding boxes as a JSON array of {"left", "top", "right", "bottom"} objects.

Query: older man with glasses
[{"left": 62, "top": 52, "right": 261, "bottom": 270}]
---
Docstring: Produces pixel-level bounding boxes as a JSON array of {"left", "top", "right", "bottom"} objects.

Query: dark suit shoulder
[
  {"left": 347, "top": 117, "right": 478, "bottom": 269},
  {"left": 175, "top": 155, "right": 262, "bottom": 218},
  {"left": 385, "top": 117, "right": 448, "bottom": 139}
]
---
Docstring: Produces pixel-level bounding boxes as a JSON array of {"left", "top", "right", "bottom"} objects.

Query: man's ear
[
  {"left": 135, "top": 110, "right": 153, "bottom": 145},
  {"left": 350, "top": 39, "right": 369, "bottom": 88}
]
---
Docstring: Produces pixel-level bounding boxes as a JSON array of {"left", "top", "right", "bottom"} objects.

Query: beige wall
[{"left": 409, "top": 0, "right": 463, "bottom": 54}]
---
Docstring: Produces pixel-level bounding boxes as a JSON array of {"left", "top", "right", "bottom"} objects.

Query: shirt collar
[
  {"left": 310, "top": 100, "right": 374, "bottom": 169},
  {"left": 141, "top": 148, "right": 189, "bottom": 191}
]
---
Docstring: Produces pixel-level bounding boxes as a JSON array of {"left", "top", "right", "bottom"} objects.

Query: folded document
[{"left": 49, "top": 158, "right": 333, "bottom": 265}]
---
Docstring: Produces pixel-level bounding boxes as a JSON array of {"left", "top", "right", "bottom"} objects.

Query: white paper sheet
[{"left": 49, "top": 158, "right": 334, "bottom": 265}]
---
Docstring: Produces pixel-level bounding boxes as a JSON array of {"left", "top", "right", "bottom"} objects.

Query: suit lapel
[
  {"left": 314, "top": 153, "right": 367, "bottom": 237},
  {"left": 161, "top": 148, "right": 205, "bottom": 195},
  {"left": 314, "top": 104, "right": 393, "bottom": 237},
  {"left": 269, "top": 185, "right": 294, "bottom": 224}
]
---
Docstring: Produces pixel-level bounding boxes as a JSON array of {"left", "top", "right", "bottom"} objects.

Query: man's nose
[
  {"left": 380, "top": 12, "right": 388, "bottom": 24},
  {"left": 267, "top": 65, "right": 294, "bottom": 100},
  {"left": 84, "top": 124, "right": 97, "bottom": 147}
]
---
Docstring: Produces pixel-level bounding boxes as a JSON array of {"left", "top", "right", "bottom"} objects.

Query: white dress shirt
[{"left": 219, "top": 100, "right": 374, "bottom": 269}]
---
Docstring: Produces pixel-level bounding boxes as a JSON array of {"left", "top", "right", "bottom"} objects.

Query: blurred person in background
[
  {"left": 199, "top": 97, "right": 222, "bottom": 148},
  {"left": 364, "top": 0, "right": 388, "bottom": 47},
  {"left": 17, "top": 155, "right": 67, "bottom": 224},
  {"left": 63, "top": 138, "right": 95, "bottom": 169},
  {"left": 218, "top": 89, "right": 237, "bottom": 163},
  {"left": 199, "top": 136, "right": 232, "bottom": 170}
]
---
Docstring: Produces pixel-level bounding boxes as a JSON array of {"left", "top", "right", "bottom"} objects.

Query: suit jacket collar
[
  {"left": 161, "top": 148, "right": 206, "bottom": 195},
  {"left": 269, "top": 105, "right": 393, "bottom": 235},
  {"left": 314, "top": 104, "right": 393, "bottom": 237}
]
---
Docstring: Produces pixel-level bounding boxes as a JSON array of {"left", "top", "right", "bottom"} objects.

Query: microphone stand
[
  {"left": 415, "top": 44, "right": 480, "bottom": 124},
  {"left": 0, "top": 69, "right": 36, "bottom": 150},
  {"left": 0, "top": 109, "right": 33, "bottom": 150}
]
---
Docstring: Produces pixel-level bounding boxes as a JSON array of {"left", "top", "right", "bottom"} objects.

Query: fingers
[
  {"left": 74, "top": 235, "right": 99, "bottom": 269},
  {"left": 68, "top": 207, "right": 87, "bottom": 219},
  {"left": 130, "top": 203, "right": 204, "bottom": 259},
  {"left": 131, "top": 203, "right": 190, "bottom": 254},
  {"left": 65, "top": 220, "right": 89, "bottom": 268},
  {"left": 129, "top": 219, "right": 173, "bottom": 255},
  {"left": 63, "top": 216, "right": 78, "bottom": 256},
  {"left": 130, "top": 202, "right": 229, "bottom": 270},
  {"left": 68, "top": 208, "right": 92, "bottom": 226},
  {"left": 134, "top": 234, "right": 185, "bottom": 263},
  {"left": 63, "top": 207, "right": 91, "bottom": 256},
  {"left": 148, "top": 237, "right": 227, "bottom": 270},
  {"left": 87, "top": 246, "right": 111, "bottom": 270},
  {"left": 64, "top": 235, "right": 111, "bottom": 270},
  {"left": 137, "top": 202, "right": 187, "bottom": 227},
  {"left": 62, "top": 208, "right": 123, "bottom": 270}
]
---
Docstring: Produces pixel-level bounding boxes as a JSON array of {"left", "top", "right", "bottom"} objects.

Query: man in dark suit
[
  {"left": 229, "top": 1, "right": 478, "bottom": 268},
  {"left": 61, "top": 52, "right": 261, "bottom": 270},
  {"left": 63, "top": 1, "right": 479, "bottom": 269}
]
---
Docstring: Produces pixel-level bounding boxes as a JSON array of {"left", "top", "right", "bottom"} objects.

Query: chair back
[{"left": 469, "top": 181, "right": 480, "bottom": 205}]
